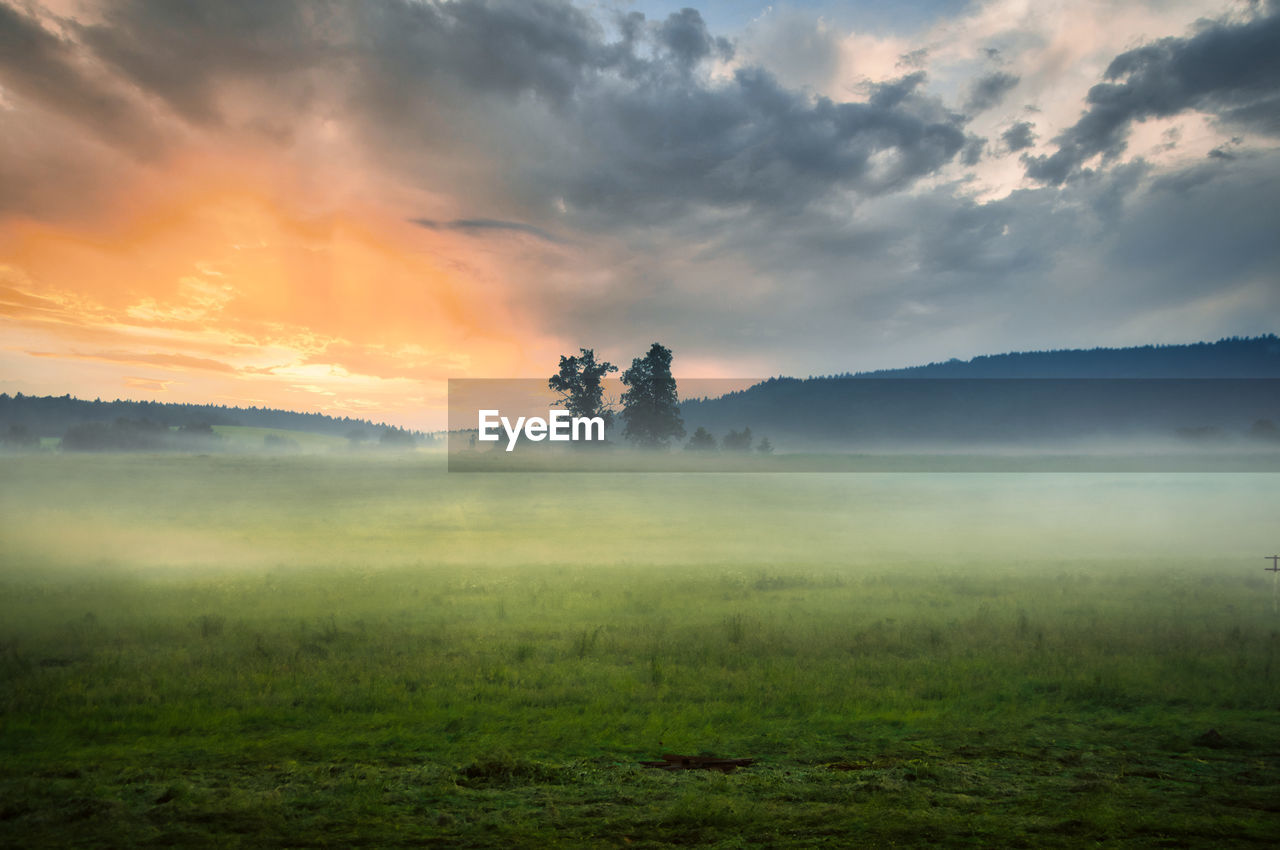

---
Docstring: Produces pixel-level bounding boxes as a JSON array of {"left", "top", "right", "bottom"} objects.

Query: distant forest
[
  {"left": 680, "top": 335, "right": 1280, "bottom": 450},
  {"left": 822, "top": 334, "right": 1280, "bottom": 379},
  {"left": 0, "top": 393, "right": 433, "bottom": 451}
]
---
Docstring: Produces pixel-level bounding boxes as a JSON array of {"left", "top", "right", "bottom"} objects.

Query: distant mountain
[
  {"left": 0, "top": 393, "right": 430, "bottom": 443},
  {"left": 680, "top": 335, "right": 1280, "bottom": 450}
]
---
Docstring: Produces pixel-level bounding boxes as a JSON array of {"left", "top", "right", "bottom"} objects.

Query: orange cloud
[
  {"left": 122, "top": 376, "right": 175, "bottom": 392},
  {"left": 25, "top": 349, "right": 238, "bottom": 372}
]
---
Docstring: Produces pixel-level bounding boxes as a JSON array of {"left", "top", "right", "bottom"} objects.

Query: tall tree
[
  {"left": 722, "top": 427, "right": 753, "bottom": 452},
  {"left": 620, "top": 343, "right": 685, "bottom": 448},
  {"left": 685, "top": 426, "right": 716, "bottom": 451},
  {"left": 548, "top": 348, "right": 618, "bottom": 429}
]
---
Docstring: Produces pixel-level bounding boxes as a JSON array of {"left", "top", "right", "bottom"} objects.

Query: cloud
[
  {"left": 26, "top": 349, "right": 238, "bottom": 372},
  {"left": 960, "top": 136, "right": 986, "bottom": 165},
  {"left": 0, "top": 284, "right": 67, "bottom": 319},
  {"left": 122, "top": 376, "right": 174, "bottom": 391},
  {"left": 1001, "top": 120, "right": 1037, "bottom": 151},
  {"left": 75, "top": 0, "right": 360, "bottom": 126},
  {"left": 7, "top": 1, "right": 974, "bottom": 221},
  {"left": 0, "top": 2, "right": 163, "bottom": 157},
  {"left": 966, "top": 70, "right": 1020, "bottom": 112},
  {"left": 655, "top": 7, "right": 732, "bottom": 68},
  {"left": 899, "top": 48, "right": 930, "bottom": 70},
  {"left": 1026, "top": 4, "right": 1280, "bottom": 184},
  {"left": 734, "top": 8, "right": 844, "bottom": 95},
  {"left": 512, "top": 137, "right": 1280, "bottom": 376},
  {"left": 409, "top": 217, "right": 565, "bottom": 243},
  {"left": 548, "top": 67, "right": 967, "bottom": 225}
]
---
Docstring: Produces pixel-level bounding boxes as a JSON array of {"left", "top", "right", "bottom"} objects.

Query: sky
[{"left": 1, "top": 0, "right": 1278, "bottom": 429}]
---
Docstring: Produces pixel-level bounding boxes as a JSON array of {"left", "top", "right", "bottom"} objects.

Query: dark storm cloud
[
  {"left": 870, "top": 71, "right": 928, "bottom": 108},
  {"left": 409, "top": 217, "right": 564, "bottom": 243},
  {"left": 77, "top": 0, "right": 612, "bottom": 122},
  {"left": 551, "top": 66, "right": 966, "bottom": 222},
  {"left": 353, "top": 0, "right": 612, "bottom": 107},
  {"left": 0, "top": 3, "right": 161, "bottom": 156},
  {"left": 356, "top": 4, "right": 965, "bottom": 219},
  {"left": 1026, "top": 5, "right": 1280, "bottom": 184},
  {"left": 81, "top": 1, "right": 330, "bottom": 123},
  {"left": 3, "top": 0, "right": 970, "bottom": 223},
  {"left": 965, "top": 71, "right": 1020, "bottom": 113},
  {"left": 1001, "top": 121, "right": 1036, "bottom": 152},
  {"left": 656, "top": 7, "right": 732, "bottom": 68},
  {"left": 960, "top": 136, "right": 986, "bottom": 166}
]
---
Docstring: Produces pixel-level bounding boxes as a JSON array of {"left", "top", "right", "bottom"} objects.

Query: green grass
[{"left": 2, "top": 454, "right": 1279, "bottom": 846}]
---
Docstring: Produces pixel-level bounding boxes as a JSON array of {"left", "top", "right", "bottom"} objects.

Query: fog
[{"left": 2, "top": 453, "right": 1276, "bottom": 579}]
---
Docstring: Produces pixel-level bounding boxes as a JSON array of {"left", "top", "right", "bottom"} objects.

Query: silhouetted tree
[
  {"left": 756, "top": 437, "right": 773, "bottom": 454},
  {"left": 685, "top": 426, "right": 716, "bottom": 451},
  {"left": 722, "top": 427, "right": 753, "bottom": 452},
  {"left": 548, "top": 348, "right": 617, "bottom": 429},
  {"left": 620, "top": 343, "right": 685, "bottom": 448}
]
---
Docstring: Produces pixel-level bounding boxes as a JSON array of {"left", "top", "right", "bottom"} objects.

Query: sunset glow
[{"left": 1, "top": 152, "right": 562, "bottom": 426}]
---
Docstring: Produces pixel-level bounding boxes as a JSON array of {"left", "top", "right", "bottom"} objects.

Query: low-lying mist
[{"left": 2, "top": 453, "right": 1275, "bottom": 579}]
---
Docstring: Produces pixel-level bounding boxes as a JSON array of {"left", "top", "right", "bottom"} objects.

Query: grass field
[{"left": 2, "top": 452, "right": 1279, "bottom": 847}]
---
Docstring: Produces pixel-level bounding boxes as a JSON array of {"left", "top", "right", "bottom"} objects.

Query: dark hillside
[{"left": 680, "top": 336, "right": 1280, "bottom": 450}]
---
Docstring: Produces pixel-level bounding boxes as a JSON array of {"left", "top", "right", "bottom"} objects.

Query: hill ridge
[
  {"left": 814, "top": 334, "right": 1280, "bottom": 380},
  {"left": 0, "top": 392, "right": 428, "bottom": 440},
  {"left": 679, "top": 334, "right": 1280, "bottom": 449}
]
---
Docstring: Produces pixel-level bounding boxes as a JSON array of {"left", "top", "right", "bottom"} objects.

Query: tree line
[
  {"left": 839, "top": 334, "right": 1280, "bottom": 379},
  {"left": 0, "top": 392, "right": 435, "bottom": 452},
  {"left": 0, "top": 392, "right": 432, "bottom": 441}
]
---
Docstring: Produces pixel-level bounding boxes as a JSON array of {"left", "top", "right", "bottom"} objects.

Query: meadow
[{"left": 1, "top": 451, "right": 1279, "bottom": 847}]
